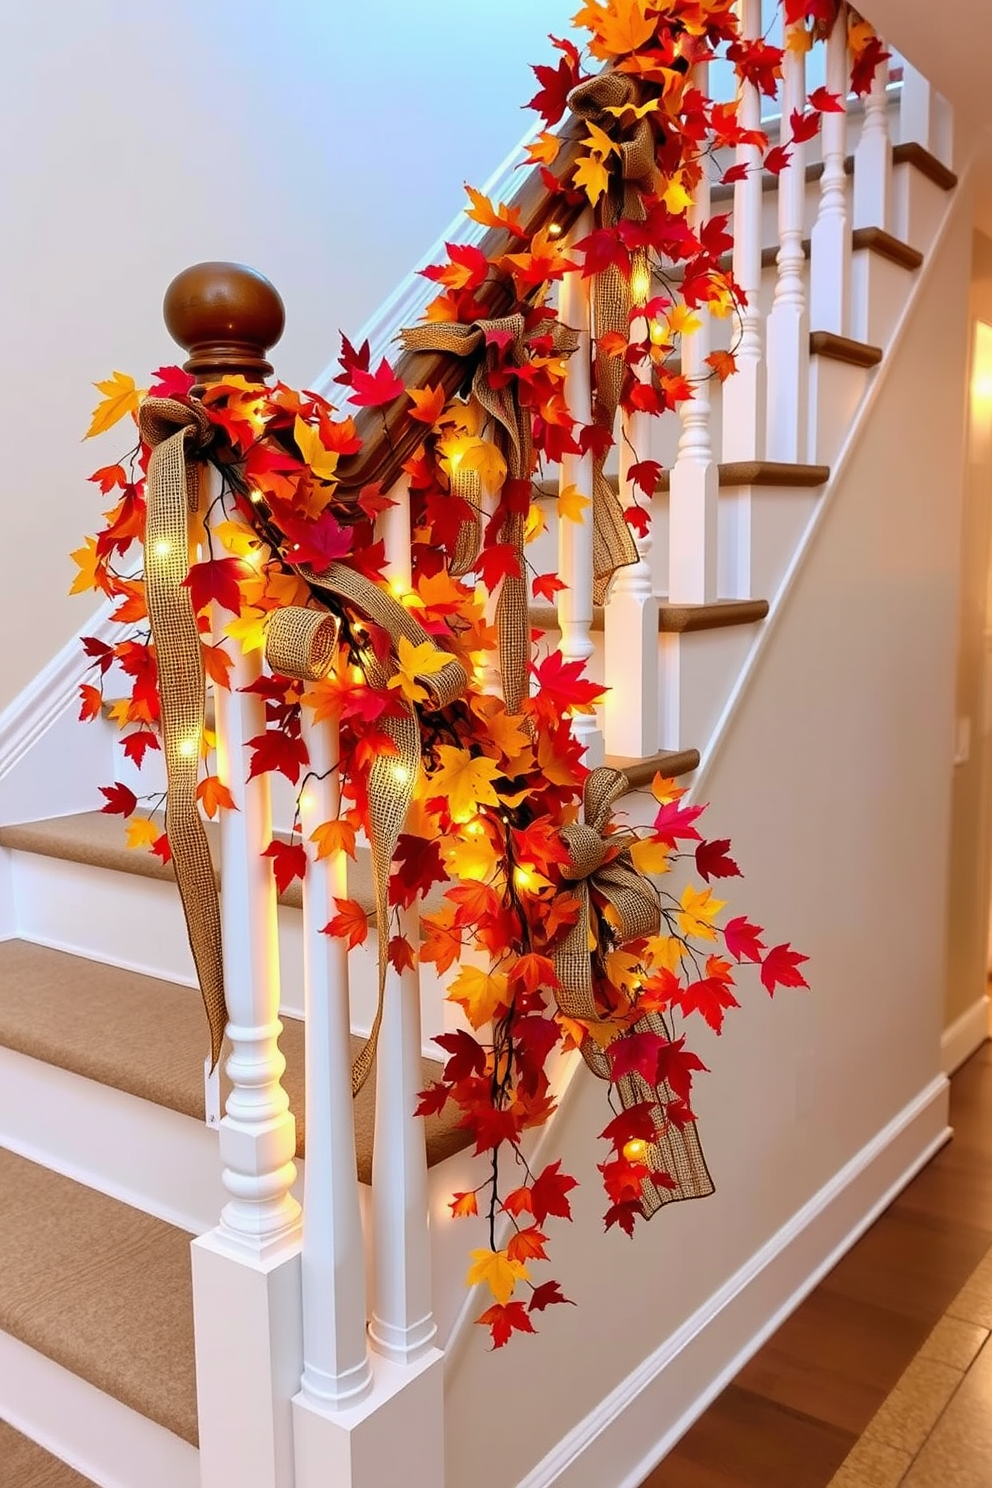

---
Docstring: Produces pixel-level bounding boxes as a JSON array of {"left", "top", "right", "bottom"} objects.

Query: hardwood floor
[{"left": 642, "top": 1043, "right": 992, "bottom": 1488}]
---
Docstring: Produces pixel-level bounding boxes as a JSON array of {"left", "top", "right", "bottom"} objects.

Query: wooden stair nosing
[
  {"left": 809, "top": 330, "right": 883, "bottom": 368},
  {"left": 0, "top": 938, "right": 469, "bottom": 1181},
  {"left": 756, "top": 227, "right": 922, "bottom": 273},
  {"left": 608, "top": 748, "right": 699, "bottom": 790},
  {"left": 531, "top": 597, "right": 769, "bottom": 634},
  {"left": 891, "top": 141, "right": 958, "bottom": 191},
  {"left": 653, "top": 461, "right": 829, "bottom": 493},
  {"left": 0, "top": 1142, "right": 199, "bottom": 1446}
]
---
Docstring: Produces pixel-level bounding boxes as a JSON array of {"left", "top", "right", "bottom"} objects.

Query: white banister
[
  {"left": 605, "top": 267, "right": 659, "bottom": 757},
  {"left": 809, "top": 9, "right": 851, "bottom": 335},
  {"left": 722, "top": 0, "right": 765, "bottom": 465},
  {"left": 558, "top": 215, "right": 605, "bottom": 765},
  {"left": 853, "top": 47, "right": 891, "bottom": 230},
  {"left": 296, "top": 704, "right": 374, "bottom": 1407},
  {"left": 207, "top": 468, "right": 301, "bottom": 1250},
  {"left": 669, "top": 60, "right": 718, "bottom": 604},
  {"left": 764, "top": 29, "right": 809, "bottom": 463},
  {"left": 369, "top": 479, "right": 436, "bottom": 1363}
]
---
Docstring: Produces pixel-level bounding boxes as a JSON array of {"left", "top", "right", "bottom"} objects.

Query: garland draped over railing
[{"left": 68, "top": 0, "right": 888, "bottom": 1346}]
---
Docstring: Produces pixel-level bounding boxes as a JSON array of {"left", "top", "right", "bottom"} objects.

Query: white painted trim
[
  {"left": 0, "top": 599, "right": 114, "bottom": 781},
  {"left": 517, "top": 1076, "right": 949, "bottom": 1488},
  {"left": 942, "top": 994, "right": 990, "bottom": 1074},
  {"left": 691, "top": 151, "right": 975, "bottom": 800},
  {"left": 0, "top": 1329, "right": 200, "bottom": 1488}
]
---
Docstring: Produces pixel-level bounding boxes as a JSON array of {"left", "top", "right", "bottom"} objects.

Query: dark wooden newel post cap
[{"left": 163, "top": 261, "right": 285, "bottom": 382}]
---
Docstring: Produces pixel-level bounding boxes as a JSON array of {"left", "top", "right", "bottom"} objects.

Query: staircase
[{"left": 0, "top": 12, "right": 969, "bottom": 1488}]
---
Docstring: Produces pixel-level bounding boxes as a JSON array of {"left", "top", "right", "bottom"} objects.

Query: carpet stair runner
[{"left": 0, "top": 1420, "right": 98, "bottom": 1488}]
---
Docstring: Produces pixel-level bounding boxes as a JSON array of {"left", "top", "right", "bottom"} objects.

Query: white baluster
[
  {"left": 853, "top": 48, "right": 891, "bottom": 230},
  {"left": 765, "top": 29, "right": 810, "bottom": 463},
  {"left": 369, "top": 478, "right": 436, "bottom": 1363},
  {"left": 605, "top": 292, "right": 659, "bottom": 758},
  {"left": 670, "top": 61, "right": 718, "bottom": 603},
  {"left": 207, "top": 469, "right": 300, "bottom": 1249},
  {"left": 722, "top": 0, "right": 766, "bottom": 464},
  {"left": 809, "top": 9, "right": 851, "bottom": 334},
  {"left": 558, "top": 213, "right": 605, "bottom": 765},
  {"left": 296, "top": 705, "right": 373, "bottom": 1407}
]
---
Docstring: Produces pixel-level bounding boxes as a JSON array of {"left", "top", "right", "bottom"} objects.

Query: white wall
[
  {"left": 443, "top": 176, "right": 972, "bottom": 1488},
  {"left": 0, "top": 0, "right": 574, "bottom": 711}
]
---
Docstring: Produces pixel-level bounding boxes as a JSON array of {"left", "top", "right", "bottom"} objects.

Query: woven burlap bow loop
[
  {"left": 399, "top": 314, "right": 577, "bottom": 714},
  {"left": 139, "top": 397, "right": 227, "bottom": 1069},
  {"left": 553, "top": 767, "right": 715, "bottom": 1216},
  {"left": 262, "top": 576, "right": 467, "bottom": 1094}
]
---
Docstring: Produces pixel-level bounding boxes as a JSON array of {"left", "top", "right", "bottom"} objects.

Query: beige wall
[
  {"left": 0, "top": 0, "right": 574, "bottom": 713},
  {"left": 944, "top": 232, "right": 992, "bottom": 1031}
]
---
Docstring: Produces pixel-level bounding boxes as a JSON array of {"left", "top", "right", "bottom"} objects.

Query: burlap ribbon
[
  {"left": 399, "top": 315, "right": 577, "bottom": 713},
  {"left": 263, "top": 574, "right": 466, "bottom": 1094},
  {"left": 140, "top": 395, "right": 468, "bottom": 1090},
  {"left": 140, "top": 398, "right": 227, "bottom": 1068},
  {"left": 568, "top": 70, "right": 659, "bottom": 601},
  {"left": 553, "top": 767, "right": 714, "bottom": 1214}
]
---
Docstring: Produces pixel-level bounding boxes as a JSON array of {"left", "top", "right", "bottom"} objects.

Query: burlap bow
[
  {"left": 140, "top": 396, "right": 468, "bottom": 1090},
  {"left": 553, "top": 767, "right": 714, "bottom": 1215},
  {"left": 399, "top": 314, "right": 577, "bottom": 713},
  {"left": 567, "top": 70, "right": 659, "bottom": 601}
]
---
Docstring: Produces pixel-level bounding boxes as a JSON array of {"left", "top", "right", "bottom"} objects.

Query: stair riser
[
  {"left": 808, "top": 357, "right": 873, "bottom": 469},
  {"left": 0, "top": 1330, "right": 199, "bottom": 1488},
  {"left": 6, "top": 850, "right": 454, "bottom": 1054},
  {"left": 892, "top": 161, "right": 950, "bottom": 254},
  {"left": 852, "top": 249, "right": 915, "bottom": 348},
  {"left": 719, "top": 485, "right": 821, "bottom": 602}
]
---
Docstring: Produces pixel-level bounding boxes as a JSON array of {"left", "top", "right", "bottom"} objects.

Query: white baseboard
[
  {"left": 941, "top": 995, "right": 989, "bottom": 1075},
  {"left": 517, "top": 1075, "right": 950, "bottom": 1488},
  {"left": 0, "top": 1329, "right": 200, "bottom": 1488}
]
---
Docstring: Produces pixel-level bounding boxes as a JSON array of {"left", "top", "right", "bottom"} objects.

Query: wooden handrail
[{"left": 333, "top": 130, "right": 590, "bottom": 501}]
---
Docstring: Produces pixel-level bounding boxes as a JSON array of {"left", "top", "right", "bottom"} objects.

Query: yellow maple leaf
[
  {"left": 224, "top": 608, "right": 268, "bottom": 654},
  {"left": 584, "top": 121, "right": 619, "bottom": 161},
  {"left": 786, "top": 22, "right": 813, "bottom": 54},
  {"left": 294, "top": 416, "right": 339, "bottom": 483},
  {"left": 603, "top": 97, "right": 660, "bottom": 122},
  {"left": 430, "top": 745, "right": 503, "bottom": 823},
  {"left": 458, "top": 438, "right": 508, "bottom": 491},
  {"left": 85, "top": 371, "right": 144, "bottom": 440},
  {"left": 572, "top": 152, "right": 611, "bottom": 208},
  {"left": 470, "top": 697, "right": 531, "bottom": 766},
  {"left": 449, "top": 964, "right": 510, "bottom": 1028},
  {"left": 445, "top": 833, "right": 498, "bottom": 884},
  {"left": 644, "top": 934, "right": 684, "bottom": 972},
  {"left": 573, "top": 0, "right": 656, "bottom": 57},
  {"left": 310, "top": 818, "right": 357, "bottom": 860},
  {"left": 668, "top": 304, "right": 702, "bottom": 338},
  {"left": 525, "top": 131, "right": 561, "bottom": 166},
  {"left": 525, "top": 502, "right": 548, "bottom": 546},
  {"left": 68, "top": 536, "right": 104, "bottom": 595},
  {"left": 677, "top": 883, "right": 726, "bottom": 942},
  {"left": 463, "top": 184, "right": 524, "bottom": 236},
  {"left": 558, "top": 483, "right": 592, "bottom": 523},
  {"left": 629, "top": 837, "right": 671, "bottom": 876},
  {"left": 213, "top": 519, "right": 265, "bottom": 563},
  {"left": 466, "top": 1247, "right": 529, "bottom": 1305},
  {"left": 662, "top": 176, "right": 694, "bottom": 215},
  {"left": 387, "top": 634, "right": 454, "bottom": 705},
  {"left": 604, "top": 949, "right": 643, "bottom": 996},
  {"left": 125, "top": 816, "right": 160, "bottom": 851}
]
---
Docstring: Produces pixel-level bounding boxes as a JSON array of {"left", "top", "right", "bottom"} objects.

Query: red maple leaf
[
  {"left": 525, "top": 36, "right": 583, "bottom": 126},
  {"left": 607, "top": 1031, "right": 667, "bottom": 1084},
  {"left": 322, "top": 897, "right": 369, "bottom": 950},
  {"left": 98, "top": 782, "right": 137, "bottom": 817},
  {"left": 695, "top": 838, "right": 741, "bottom": 882},
  {"left": 477, "top": 1301, "right": 537, "bottom": 1349},
  {"left": 760, "top": 944, "right": 810, "bottom": 995},
  {"left": 656, "top": 1037, "right": 708, "bottom": 1105},
  {"left": 246, "top": 729, "right": 309, "bottom": 784},
  {"left": 628, "top": 459, "right": 663, "bottom": 499},
  {"left": 764, "top": 145, "right": 793, "bottom": 176},
  {"left": 790, "top": 108, "right": 822, "bottom": 145},
  {"left": 151, "top": 832, "right": 171, "bottom": 864},
  {"left": 277, "top": 510, "right": 352, "bottom": 571},
  {"left": 261, "top": 839, "right": 307, "bottom": 895},
  {"left": 600, "top": 1102, "right": 657, "bottom": 1152},
  {"left": 121, "top": 730, "right": 161, "bottom": 768},
  {"left": 388, "top": 935, "right": 416, "bottom": 974},
  {"left": 723, "top": 915, "right": 767, "bottom": 964},
  {"left": 529, "top": 1280, "right": 575, "bottom": 1312},
  {"left": 78, "top": 684, "right": 102, "bottom": 722},
  {"left": 671, "top": 975, "right": 741, "bottom": 1033},
  {"left": 184, "top": 557, "right": 248, "bottom": 616},
  {"left": 434, "top": 1030, "right": 487, "bottom": 1084},
  {"left": 476, "top": 544, "right": 521, "bottom": 592},
  {"left": 415, "top": 1082, "right": 449, "bottom": 1118},
  {"left": 507, "top": 1227, "right": 550, "bottom": 1264},
  {"left": 808, "top": 86, "right": 844, "bottom": 114},
  {"left": 604, "top": 1200, "right": 641, "bottom": 1236},
  {"left": 531, "top": 650, "right": 605, "bottom": 714},
  {"left": 347, "top": 358, "right": 405, "bottom": 408},
  {"left": 532, "top": 572, "right": 567, "bottom": 603},
  {"left": 653, "top": 798, "right": 705, "bottom": 846},
  {"left": 530, "top": 1160, "right": 577, "bottom": 1224},
  {"left": 390, "top": 834, "right": 449, "bottom": 909},
  {"left": 149, "top": 365, "right": 196, "bottom": 399}
]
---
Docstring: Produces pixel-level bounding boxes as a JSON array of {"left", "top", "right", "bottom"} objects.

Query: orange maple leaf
[
  {"left": 196, "top": 775, "right": 237, "bottom": 819},
  {"left": 408, "top": 384, "right": 447, "bottom": 426}
]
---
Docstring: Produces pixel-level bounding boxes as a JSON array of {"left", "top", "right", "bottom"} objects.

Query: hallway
[{"left": 644, "top": 1042, "right": 992, "bottom": 1486}]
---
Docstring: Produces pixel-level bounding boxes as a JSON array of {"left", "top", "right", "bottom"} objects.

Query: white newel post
[
  {"left": 765, "top": 32, "right": 810, "bottom": 463},
  {"left": 900, "top": 62, "right": 953, "bottom": 166},
  {"left": 853, "top": 50, "right": 891, "bottom": 231},
  {"left": 604, "top": 360, "right": 659, "bottom": 756},
  {"left": 294, "top": 704, "right": 374, "bottom": 1410},
  {"left": 722, "top": 0, "right": 765, "bottom": 465},
  {"left": 669, "top": 61, "right": 718, "bottom": 603},
  {"left": 558, "top": 214, "right": 605, "bottom": 766},
  {"left": 369, "top": 479, "right": 436, "bottom": 1365},
  {"left": 809, "top": 10, "right": 851, "bottom": 335}
]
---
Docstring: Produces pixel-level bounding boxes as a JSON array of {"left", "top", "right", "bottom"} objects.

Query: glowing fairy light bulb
[
  {"left": 623, "top": 1138, "right": 649, "bottom": 1163},
  {"left": 649, "top": 320, "right": 666, "bottom": 346},
  {"left": 630, "top": 261, "right": 652, "bottom": 306},
  {"left": 547, "top": 222, "right": 563, "bottom": 238},
  {"left": 513, "top": 865, "right": 536, "bottom": 893},
  {"left": 249, "top": 489, "right": 264, "bottom": 504},
  {"left": 299, "top": 790, "right": 315, "bottom": 814},
  {"left": 391, "top": 762, "right": 412, "bottom": 785},
  {"left": 153, "top": 540, "right": 171, "bottom": 558},
  {"left": 178, "top": 736, "right": 199, "bottom": 758},
  {"left": 244, "top": 545, "right": 264, "bottom": 569},
  {"left": 465, "top": 818, "right": 484, "bottom": 838}
]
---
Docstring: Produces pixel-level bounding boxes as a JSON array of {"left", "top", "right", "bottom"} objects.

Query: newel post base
[
  {"left": 192, "top": 1229, "right": 303, "bottom": 1488},
  {"left": 292, "top": 1349, "right": 445, "bottom": 1488}
]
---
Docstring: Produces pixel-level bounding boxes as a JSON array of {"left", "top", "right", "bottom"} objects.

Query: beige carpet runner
[{"left": 0, "top": 1420, "right": 98, "bottom": 1488}]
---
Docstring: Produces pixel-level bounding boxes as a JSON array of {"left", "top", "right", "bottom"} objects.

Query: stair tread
[
  {"left": 654, "top": 462, "right": 829, "bottom": 492},
  {"left": 531, "top": 597, "right": 770, "bottom": 633},
  {"left": 809, "top": 330, "right": 883, "bottom": 368},
  {"left": 0, "top": 1420, "right": 98, "bottom": 1488},
  {"left": 891, "top": 141, "right": 958, "bottom": 191},
  {"left": 0, "top": 939, "right": 470, "bottom": 1182},
  {"left": 0, "top": 1144, "right": 198, "bottom": 1446}
]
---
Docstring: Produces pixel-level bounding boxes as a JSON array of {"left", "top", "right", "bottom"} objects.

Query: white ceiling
[{"left": 862, "top": 0, "right": 992, "bottom": 131}]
